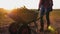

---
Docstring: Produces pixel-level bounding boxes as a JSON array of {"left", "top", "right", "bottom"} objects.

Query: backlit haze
[{"left": 0, "top": 0, "right": 60, "bottom": 10}]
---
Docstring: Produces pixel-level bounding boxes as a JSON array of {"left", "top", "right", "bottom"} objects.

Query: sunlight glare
[{"left": 0, "top": 0, "right": 23, "bottom": 10}]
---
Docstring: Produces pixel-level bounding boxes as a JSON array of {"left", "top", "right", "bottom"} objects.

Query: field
[{"left": 0, "top": 9, "right": 60, "bottom": 34}]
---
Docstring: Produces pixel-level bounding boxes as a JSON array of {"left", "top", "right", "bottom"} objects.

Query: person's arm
[
  {"left": 49, "top": 0, "right": 53, "bottom": 11},
  {"left": 50, "top": 0, "right": 53, "bottom": 6},
  {"left": 38, "top": 0, "right": 42, "bottom": 11}
]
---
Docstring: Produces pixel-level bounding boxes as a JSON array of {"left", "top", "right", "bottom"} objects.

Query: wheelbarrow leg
[
  {"left": 31, "top": 18, "right": 38, "bottom": 34},
  {"left": 34, "top": 14, "right": 38, "bottom": 29}
]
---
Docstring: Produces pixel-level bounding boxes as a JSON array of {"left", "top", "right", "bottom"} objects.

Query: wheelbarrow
[{"left": 8, "top": 7, "right": 40, "bottom": 34}]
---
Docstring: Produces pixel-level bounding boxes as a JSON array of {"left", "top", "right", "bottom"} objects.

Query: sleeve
[
  {"left": 38, "top": 0, "right": 42, "bottom": 9},
  {"left": 50, "top": 0, "right": 53, "bottom": 6}
]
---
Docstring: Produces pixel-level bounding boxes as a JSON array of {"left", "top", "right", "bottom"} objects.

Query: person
[{"left": 38, "top": 0, "right": 53, "bottom": 32}]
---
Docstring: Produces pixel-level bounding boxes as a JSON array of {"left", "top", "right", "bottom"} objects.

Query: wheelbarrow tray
[{"left": 8, "top": 8, "right": 39, "bottom": 24}]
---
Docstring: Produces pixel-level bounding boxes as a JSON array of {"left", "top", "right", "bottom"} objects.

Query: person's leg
[
  {"left": 46, "top": 11, "right": 50, "bottom": 29},
  {"left": 40, "top": 6, "right": 45, "bottom": 31}
]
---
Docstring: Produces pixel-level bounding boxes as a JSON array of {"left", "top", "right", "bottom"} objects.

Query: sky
[{"left": 0, "top": 0, "right": 60, "bottom": 10}]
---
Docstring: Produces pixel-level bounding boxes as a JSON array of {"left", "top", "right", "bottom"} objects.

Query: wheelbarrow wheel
[
  {"left": 18, "top": 24, "right": 31, "bottom": 34},
  {"left": 8, "top": 22, "right": 18, "bottom": 34}
]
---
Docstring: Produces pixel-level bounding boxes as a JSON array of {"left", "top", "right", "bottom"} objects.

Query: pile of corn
[{"left": 8, "top": 6, "right": 39, "bottom": 24}]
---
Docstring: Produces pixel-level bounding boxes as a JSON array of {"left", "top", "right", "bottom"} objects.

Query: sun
[
  {"left": 2, "top": 6, "right": 15, "bottom": 10},
  {"left": 0, "top": 0, "right": 22, "bottom": 10}
]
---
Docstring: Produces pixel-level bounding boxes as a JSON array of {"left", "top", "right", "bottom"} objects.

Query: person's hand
[{"left": 37, "top": 8, "right": 40, "bottom": 11}]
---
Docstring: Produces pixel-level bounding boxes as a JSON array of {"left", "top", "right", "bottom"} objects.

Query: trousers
[{"left": 40, "top": 5, "right": 51, "bottom": 29}]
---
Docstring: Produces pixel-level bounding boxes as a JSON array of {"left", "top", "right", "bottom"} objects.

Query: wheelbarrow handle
[{"left": 27, "top": 17, "right": 40, "bottom": 24}]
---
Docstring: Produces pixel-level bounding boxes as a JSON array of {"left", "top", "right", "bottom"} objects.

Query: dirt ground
[{"left": 0, "top": 10, "right": 60, "bottom": 34}]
